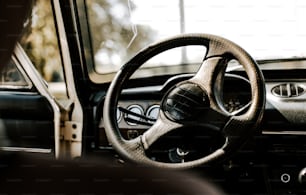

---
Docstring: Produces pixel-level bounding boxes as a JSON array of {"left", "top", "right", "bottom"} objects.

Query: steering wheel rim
[{"left": 103, "top": 33, "right": 265, "bottom": 169}]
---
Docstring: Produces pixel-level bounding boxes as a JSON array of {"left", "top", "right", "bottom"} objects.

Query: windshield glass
[{"left": 86, "top": 0, "right": 306, "bottom": 76}]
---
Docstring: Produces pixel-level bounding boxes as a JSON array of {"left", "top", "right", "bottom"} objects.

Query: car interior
[{"left": 1, "top": 0, "right": 306, "bottom": 194}]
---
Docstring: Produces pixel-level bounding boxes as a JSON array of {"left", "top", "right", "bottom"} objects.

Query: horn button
[{"left": 162, "top": 82, "right": 210, "bottom": 121}]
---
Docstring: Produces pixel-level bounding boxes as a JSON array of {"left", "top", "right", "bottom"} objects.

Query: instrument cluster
[
  {"left": 111, "top": 74, "right": 251, "bottom": 129},
  {"left": 99, "top": 74, "right": 251, "bottom": 142}
]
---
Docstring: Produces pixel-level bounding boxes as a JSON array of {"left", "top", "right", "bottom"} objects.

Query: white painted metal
[{"left": 53, "top": 0, "right": 84, "bottom": 158}]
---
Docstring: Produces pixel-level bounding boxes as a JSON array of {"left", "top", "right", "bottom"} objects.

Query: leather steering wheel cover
[{"left": 103, "top": 33, "right": 265, "bottom": 169}]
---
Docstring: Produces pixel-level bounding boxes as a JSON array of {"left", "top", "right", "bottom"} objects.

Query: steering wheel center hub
[{"left": 162, "top": 82, "right": 209, "bottom": 121}]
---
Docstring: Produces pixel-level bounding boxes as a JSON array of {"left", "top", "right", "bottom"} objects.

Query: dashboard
[
  {"left": 99, "top": 67, "right": 306, "bottom": 145},
  {"left": 99, "top": 73, "right": 252, "bottom": 145},
  {"left": 96, "top": 61, "right": 306, "bottom": 194}
]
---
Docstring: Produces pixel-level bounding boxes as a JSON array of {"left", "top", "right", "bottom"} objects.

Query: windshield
[{"left": 85, "top": 0, "right": 306, "bottom": 78}]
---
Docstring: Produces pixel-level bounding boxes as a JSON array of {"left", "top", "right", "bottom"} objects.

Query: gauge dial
[
  {"left": 224, "top": 98, "right": 244, "bottom": 113},
  {"left": 146, "top": 105, "right": 160, "bottom": 120},
  {"left": 124, "top": 105, "right": 144, "bottom": 125}
]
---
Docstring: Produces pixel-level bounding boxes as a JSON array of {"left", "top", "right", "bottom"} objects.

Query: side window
[
  {"left": 20, "top": 0, "right": 67, "bottom": 99},
  {"left": 0, "top": 58, "right": 30, "bottom": 89}
]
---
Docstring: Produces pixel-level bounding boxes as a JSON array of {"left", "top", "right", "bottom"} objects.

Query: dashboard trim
[{"left": 262, "top": 130, "right": 306, "bottom": 135}]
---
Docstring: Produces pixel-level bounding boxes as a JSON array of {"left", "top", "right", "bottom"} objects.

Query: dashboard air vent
[{"left": 272, "top": 83, "right": 304, "bottom": 98}]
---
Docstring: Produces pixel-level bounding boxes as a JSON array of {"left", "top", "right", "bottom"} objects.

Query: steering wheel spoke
[
  {"left": 123, "top": 136, "right": 146, "bottom": 156},
  {"left": 186, "top": 107, "right": 230, "bottom": 131},
  {"left": 223, "top": 115, "right": 245, "bottom": 134},
  {"left": 141, "top": 112, "right": 182, "bottom": 150},
  {"left": 191, "top": 57, "right": 226, "bottom": 89},
  {"left": 219, "top": 114, "right": 255, "bottom": 152},
  {"left": 189, "top": 56, "right": 229, "bottom": 110}
]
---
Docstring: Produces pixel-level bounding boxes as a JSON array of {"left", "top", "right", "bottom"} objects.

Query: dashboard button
[{"left": 280, "top": 173, "right": 290, "bottom": 183}]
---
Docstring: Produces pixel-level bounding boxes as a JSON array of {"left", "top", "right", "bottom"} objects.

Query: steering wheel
[{"left": 103, "top": 34, "right": 265, "bottom": 169}]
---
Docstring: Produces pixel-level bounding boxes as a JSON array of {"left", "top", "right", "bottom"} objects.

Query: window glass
[
  {"left": 0, "top": 59, "right": 29, "bottom": 88},
  {"left": 20, "top": 0, "right": 66, "bottom": 98},
  {"left": 85, "top": 0, "right": 306, "bottom": 78}
]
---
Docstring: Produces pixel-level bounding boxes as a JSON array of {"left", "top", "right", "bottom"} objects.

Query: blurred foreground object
[{"left": 0, "top": 0, "right": 32, "bottom": 67}]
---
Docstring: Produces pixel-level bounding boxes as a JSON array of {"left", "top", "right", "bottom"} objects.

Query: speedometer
[
  {"left": 146, "top": 105, "right": 160, "bottom": 120},
  {"left": 222, "top": 74, "right": 251, "bottom": 113},
  {"left": 224, "top": 98, "right": 243, "bottom": 113}
]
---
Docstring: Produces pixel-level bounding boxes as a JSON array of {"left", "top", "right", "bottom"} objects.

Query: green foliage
[{"left": 21, "top": 0, "right": 63, "bottom": 82}]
